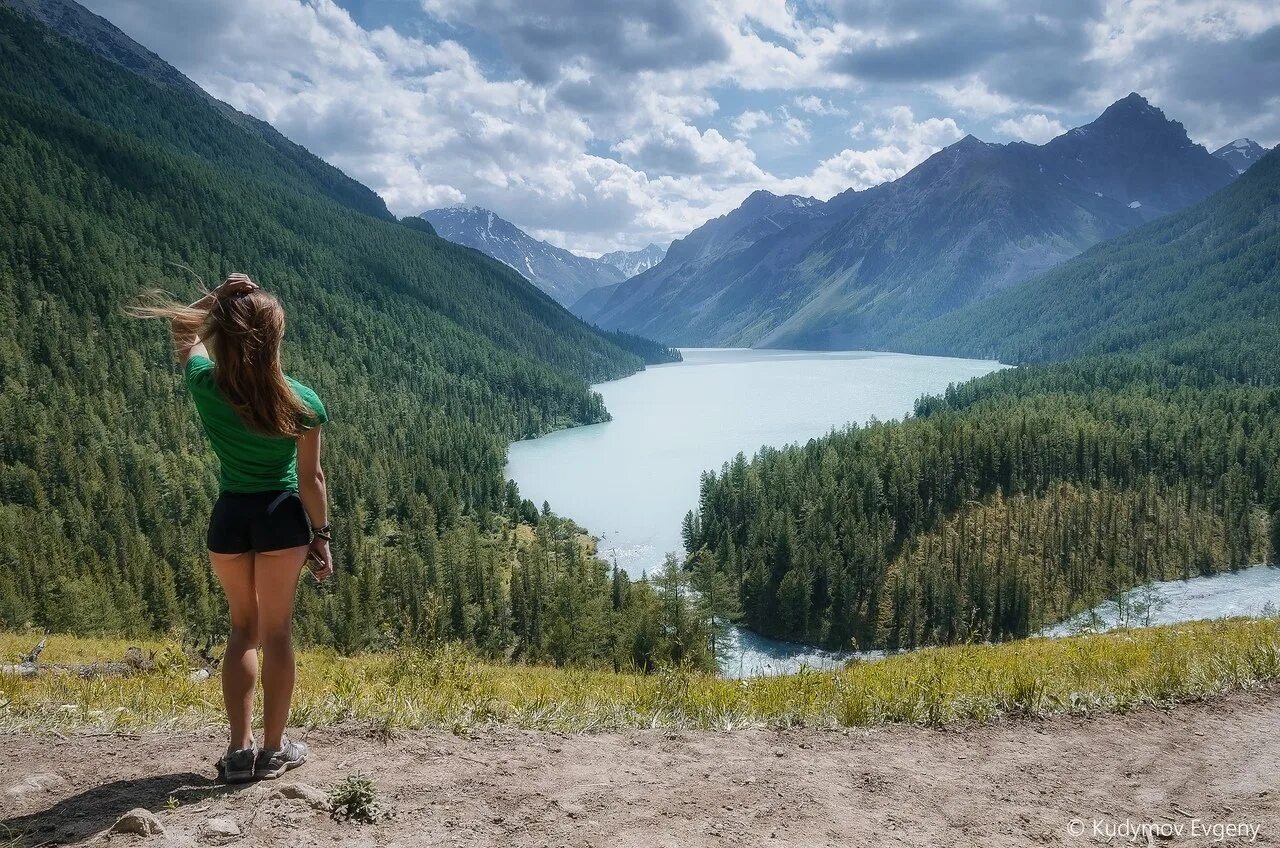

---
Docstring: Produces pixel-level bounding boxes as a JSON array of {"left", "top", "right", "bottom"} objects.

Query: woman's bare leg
[
  {"left": 254, "top": 545, "right": 309, "bottom": 750},
  {"left": 210, "top": 551, "right": 258, "bottom": 750}
]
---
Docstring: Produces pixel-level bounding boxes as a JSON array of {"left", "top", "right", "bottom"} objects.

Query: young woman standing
[{"left": 134, "top": 273, "right": 332, "bottom": 782}]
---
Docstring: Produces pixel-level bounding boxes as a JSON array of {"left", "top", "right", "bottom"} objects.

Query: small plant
[
  {"left": 165, "top": 795, "right": 179, "bottom": 811},
  {"left": 328, "top": 773, "right": 385, "bottom": 824}
]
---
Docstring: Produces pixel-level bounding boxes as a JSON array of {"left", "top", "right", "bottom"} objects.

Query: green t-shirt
[{"left": 185, "top": 355, "right": 328, "bottom": 493}]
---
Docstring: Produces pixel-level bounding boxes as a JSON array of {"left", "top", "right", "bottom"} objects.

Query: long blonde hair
[{"left": 130, "top": 274, "right": 313, "bottom": 438}]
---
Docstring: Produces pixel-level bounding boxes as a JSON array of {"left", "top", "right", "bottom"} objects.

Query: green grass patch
[{"left": 2, "top": 618, "right": 1278, "bottom": 734}]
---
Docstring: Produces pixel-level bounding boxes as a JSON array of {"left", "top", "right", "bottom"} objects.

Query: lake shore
[{"left": 508, "top": 347, "right": 1006, "bottom": 676}]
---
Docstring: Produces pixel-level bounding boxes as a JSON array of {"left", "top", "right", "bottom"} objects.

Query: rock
[
  {"left": 4, "top": 772, "right": 66, "bottom": 798},
  {"left": 269, "top": 782, "right": 331, "bottom": 811},
  {"left": 201, "top": 817, "right": 240, "bottom": 839},
  {"left": 111, "top": 808, "right": 164, "bottom": 836}
]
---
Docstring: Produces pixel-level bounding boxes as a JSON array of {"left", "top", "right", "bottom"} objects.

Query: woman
[{"left": 133, "top": 273, "right": 333, "bottom": 783}]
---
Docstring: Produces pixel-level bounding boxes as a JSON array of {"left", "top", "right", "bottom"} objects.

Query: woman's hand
[
  {"left": 307, "top": 536, "right": 334, "bottom": 582},
  {"left": 214, "top": 273, "right": 259, "bottom": 299},
  {"left": 188, "top": 274, "right": 258, "bottom": 313}
]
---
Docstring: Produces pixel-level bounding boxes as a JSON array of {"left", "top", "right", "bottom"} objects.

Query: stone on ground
[
  {"left": 269, "top": 781, "right": 331, "bottom": 811},
  {"left": 111, "top": 807, "right": 165, "bottom": 836},
  {"left": 200, "top": 817, "right": 240, "bottom": 839}
]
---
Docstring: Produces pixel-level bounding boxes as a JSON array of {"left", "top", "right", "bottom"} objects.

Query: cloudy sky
[{"left": 81, "top": 0, "right": 1280, "bottom": 255}]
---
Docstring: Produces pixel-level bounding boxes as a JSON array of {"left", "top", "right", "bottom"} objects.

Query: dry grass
[{"left": 2, "top": 618, "right": 1279, "bottom": 734}]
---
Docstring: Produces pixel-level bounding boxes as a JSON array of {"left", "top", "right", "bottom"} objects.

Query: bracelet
[{"left": 313, "top": 523, "right": 331, "bottom": 541}]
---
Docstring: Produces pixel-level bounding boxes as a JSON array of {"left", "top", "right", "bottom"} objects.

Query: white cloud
[
  {"left": 793, "top": 95, "right": 849, "bottom": 116},
  {"left": 874, "top": 106, "right": 966, "bottom": 151},
  {"left": 993, "top": 113, "right": 1068, "bottom": 144},
  {"left": 778, "top": 105, "right": 965, "bottom": 197},
  {"left": 73, "top": 0, "right": 1280, "bottom": 253},
  {"left": 613, "top": 123, "right": 762, "bottom": 180},
  {"left": 732, "top": 109, "right": 773, "bottom": 136},
  {"left": 931, "top": 77, "right": 1016, "bottom": 117},
  {"left": 779, "top": 109, "right": 812, "bottom": 145},
  {"left": 75, "top": 0, "right": 699, "bottom": 252}
]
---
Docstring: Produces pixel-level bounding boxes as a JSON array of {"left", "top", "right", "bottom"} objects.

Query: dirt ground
[{"left": 3, "top": 689, "right": 1278, "bottom": 847}]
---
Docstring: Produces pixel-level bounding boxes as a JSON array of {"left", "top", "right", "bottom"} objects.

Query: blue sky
[{"left": 81, "top": 0, "right": 1280, "bottom": 255}]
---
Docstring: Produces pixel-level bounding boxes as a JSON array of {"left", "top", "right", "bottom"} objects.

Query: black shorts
[{"left": 207, "top": 491, "right": 311, "bottom": 554}]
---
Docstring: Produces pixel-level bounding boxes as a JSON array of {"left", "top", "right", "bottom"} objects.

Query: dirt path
[{"left": 3, "top": 689, "right": 1278, "bottom": 847}]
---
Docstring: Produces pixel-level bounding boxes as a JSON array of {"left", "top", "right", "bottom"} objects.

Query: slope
[
  {"left": 898, "top": 147, "right": 1280, "bottom": 382},
  {"left": 0, "top": 4, "right": 667, "bottom": 655},
  {"left": 579, "top": 189, "right": 829, "bottom": 329},
  {"left": 0, "top": 0, "right": 394, "bottom": 220}
]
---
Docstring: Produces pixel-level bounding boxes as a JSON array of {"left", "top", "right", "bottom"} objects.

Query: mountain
[
  {"left": 573, "top": 189, "right": 828, "bottom": 325},
  {"left": 597, "top": 243, "right": 667, "bottom": 278},
  {"left": 587, "top": 94, "right": 1240, "bottom": 349},
  {"left": 898, "top": 146, "right": 1280, "bottom": 382},
  {"left": 0, "top": 2, "right": 677, "bottom": 645},
  {"left": 569, "top": 280, "right": 625, "bottom": 321},
  {"left": 420, "top": 206, "right": 625, "bottom": 306},
  {"left": 1213, "top": 138, "right": 1268, "bottom": 174},
  {"left": 0, "top": 0, "right": 394, "bottom": 221}
]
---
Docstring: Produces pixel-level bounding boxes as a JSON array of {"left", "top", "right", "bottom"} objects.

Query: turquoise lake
[{"left": 506, "top": 347, "right": 1004, "bottom": 675}]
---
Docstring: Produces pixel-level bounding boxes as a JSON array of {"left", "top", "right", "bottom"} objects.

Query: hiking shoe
[
  {"left": 217, "top": 745, "right": 257, "bottom": 784},
  {"left": 255, "top": 736, "right": 308, "bottom": 779}
]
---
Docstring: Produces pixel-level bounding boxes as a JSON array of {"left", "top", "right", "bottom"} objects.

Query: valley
[
  {"left": 507, "top": 348, "right": 1003, "bottom": 673},
  {"left": 2, "top": 0, "right": 1278, "bottom": 665},
  {"left": 1, "top": 4, "right": 1280, "bottom": 844}
]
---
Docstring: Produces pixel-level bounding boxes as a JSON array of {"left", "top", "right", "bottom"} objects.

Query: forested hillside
[
  {"left": 0, "top": 5, "right": 688, "bottom": 666},
  {"left": 688, "top": 148, "right": 1280, "bottom": 650},
  {"left": 896, "top": 148, "right": 1280, "bottom": 381}
]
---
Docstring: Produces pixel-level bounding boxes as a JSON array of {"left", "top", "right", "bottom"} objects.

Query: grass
[{"left": 2, "top": 618, "right": 1279, "bottom": 734}]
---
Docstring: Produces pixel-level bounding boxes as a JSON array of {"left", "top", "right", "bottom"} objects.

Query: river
[{"left": 1042, "top": 565, "right": 1280, "bottom": 637}]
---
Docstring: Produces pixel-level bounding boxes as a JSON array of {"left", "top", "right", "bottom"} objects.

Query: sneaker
[
  {"left": 255, "top": 736, "right": 308, "bottom": 780},
  {"left": 217, "top": 745, "right": 257, "bottom": 784}
]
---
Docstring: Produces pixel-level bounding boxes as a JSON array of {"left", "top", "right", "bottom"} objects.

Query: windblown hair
[{"left": 130, "top": 275, "right": 313, "bottom": 438}]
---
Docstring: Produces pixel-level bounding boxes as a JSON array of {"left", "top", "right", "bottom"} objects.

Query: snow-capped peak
[
  {"left": 598, "top": 243, "right": 669, "bottom": 278},
  {"left": 1212, "top": 138, "right": 1266, "bottom": 174},
  {"left": 420, "top": 206, "right": 630, "bottom": 306}
]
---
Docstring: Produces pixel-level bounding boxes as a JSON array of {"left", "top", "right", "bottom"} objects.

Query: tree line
[
  {"left": 689, "top": 354, "right": 1280, "bottom": 649},
  {"left": 0, "top": 8, "right": 697, "bottom": 669}
]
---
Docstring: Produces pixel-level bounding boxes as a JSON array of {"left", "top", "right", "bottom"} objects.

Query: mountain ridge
[
  {"left": 598, "top": 242, "right": 666, "bottom": 278},
  {"left": 421, "top": 205, "right": 628, "bottom": 307},
  {"left": 584, "top": 94, "right": 1239, "bottom": 349},
  {"left": 0, "top": 0, "right": 395, "bottom": 221}
]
